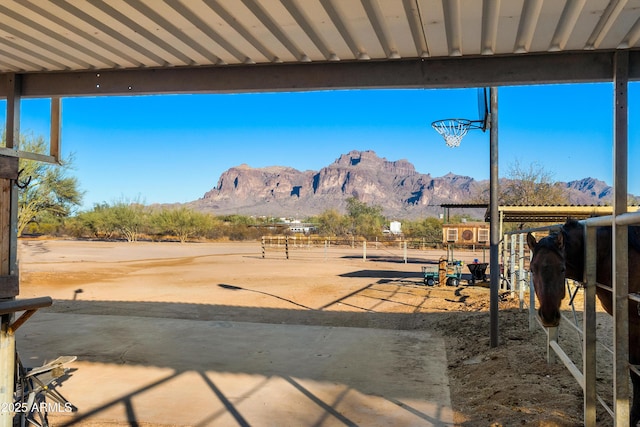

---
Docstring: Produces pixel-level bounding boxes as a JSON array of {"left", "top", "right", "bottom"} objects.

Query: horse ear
[
  {"left": 555, "top": 230, "right": 565, "bottom": 249},
  {"left": 526, "top": 233, "right": 537, "bottom": 251}
]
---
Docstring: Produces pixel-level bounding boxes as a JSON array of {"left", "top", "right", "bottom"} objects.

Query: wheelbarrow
[{"left": 467, "top": 261, "right": 488, "bottom": 285}]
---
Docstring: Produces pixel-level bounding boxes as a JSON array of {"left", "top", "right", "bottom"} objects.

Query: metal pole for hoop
[
  {"left": 431, "top": 87, "right": 499, "bottom": 348},
  {"left": 489, "top": 87, "right": 499, "bottom": 348}
]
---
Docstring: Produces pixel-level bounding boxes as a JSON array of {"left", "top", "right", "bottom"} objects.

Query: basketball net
[{"left": 431, "top": 119, "right": 470, "bottom": 148}]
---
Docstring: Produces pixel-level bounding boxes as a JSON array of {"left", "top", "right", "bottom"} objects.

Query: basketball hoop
[
  {"left": 432, "top": 88, "right": 490, "bottom": 148},
  {"left": 431, "top": 119, "right": 484, "bottom": 148}
]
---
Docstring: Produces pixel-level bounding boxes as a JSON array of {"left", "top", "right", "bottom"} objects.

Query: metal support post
[
  {"left": 547, "top": 326, "right": 558, "bottom": 364},
  {"left": 510, "top": 234, "right": 516, "bottom": 297},
  {"left": 529, "top": 274, "right": 536, "bottom": 332},
  {"left": 489, "top": 86, "right": 499, "bottom": 348},
  {"left": 612, "top": 49, "right": 630, "bottom": 426},
  {"left": 518, "top": 234, "right": 525, "bottom": 310},
  {"left": 584, "top": 225, "right": 597, "bottom": 426}
]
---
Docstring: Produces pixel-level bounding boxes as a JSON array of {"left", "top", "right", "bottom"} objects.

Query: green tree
[
  {"left": 314, "top": 209, "right": 350, "bottom": 236},
  {"left": 154, "top": 207, "right": 212, "bottom": 243},
  {"left": 73, "top": 203, "right": 118, "bottom": 239},
  {"left": 13, "top": 132, "right": 83, "bottom": 236},
  {"left": 402, "top": 217, "right": 443, "bottom": 242},
  {"left": 109, "top": 201, "right": 147, "bottom": 242},
  {"left": 346, "top": 197, "right": 385, "bottom": 240}
]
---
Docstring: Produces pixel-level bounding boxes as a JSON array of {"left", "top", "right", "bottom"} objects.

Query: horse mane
[
  {"left": 560, "top": 218, "right": 584, "bottom": 280},
  {"left": 562, "top": 218, "right": 582, "bottom": 234}
]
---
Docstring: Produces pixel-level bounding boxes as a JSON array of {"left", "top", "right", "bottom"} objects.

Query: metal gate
[{"left": 505, "top": 212, "right": 640, "bottom": 426}]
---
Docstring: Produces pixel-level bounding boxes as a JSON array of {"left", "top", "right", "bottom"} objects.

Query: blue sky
[{"left": 3, "top": 82, "right": 639, "bottom": 211}]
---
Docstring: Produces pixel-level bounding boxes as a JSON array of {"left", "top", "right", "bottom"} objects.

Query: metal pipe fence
[{"left": 505, "top": 211, "right": 640, "bottom": 426}]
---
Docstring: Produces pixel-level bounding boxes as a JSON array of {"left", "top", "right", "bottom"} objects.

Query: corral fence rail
[
  {"left": 506, "top": 211, "right": 640, "bottom": 427},
  {"left": 260, "top": 235, "right": 451, "bottom": 262}
]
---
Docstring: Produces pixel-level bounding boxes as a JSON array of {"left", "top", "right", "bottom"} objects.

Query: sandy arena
[{"left": 12, "top": 239, "right": 616, "bottom": 426}]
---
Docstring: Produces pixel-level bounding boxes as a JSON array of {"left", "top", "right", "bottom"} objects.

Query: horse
[{"left": 526, "top": 218, "right": 640, "bottom": 426}]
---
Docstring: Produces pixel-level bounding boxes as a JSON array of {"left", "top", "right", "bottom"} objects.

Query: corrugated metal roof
[
  {"left": 1, "top": 0, "right": 639, "bottom": 74},
  {"left": 492, "top": 205, "right": 640, "bottom": 223},
  {"left": 441, "top": 204, "right": 640, "bottom": 223}
]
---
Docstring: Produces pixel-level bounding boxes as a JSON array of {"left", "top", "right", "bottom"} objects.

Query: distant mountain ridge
[{"left": 188, "top": 150, "right": 621, "bottom": 219}]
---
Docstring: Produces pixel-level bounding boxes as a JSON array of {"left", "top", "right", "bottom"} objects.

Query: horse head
[{"left": 527, "top": 230, "right": 567, "bottom": 327}]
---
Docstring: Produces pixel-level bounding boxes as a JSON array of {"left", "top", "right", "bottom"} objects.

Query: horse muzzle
[{"left": 538, "top": 308, "right": 561, "bottom": 327}]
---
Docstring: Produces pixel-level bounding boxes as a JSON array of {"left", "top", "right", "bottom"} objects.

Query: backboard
[{"left": 477, "top": 87, "right": 489, "bottom": 132}]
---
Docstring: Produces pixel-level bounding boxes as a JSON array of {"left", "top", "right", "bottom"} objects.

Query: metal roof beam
[
  {"left": 0, "top": 50, "right": 637, "bottom": 98},
  {"left": 49, "top": 0, "right": 165, "bottom": 67},
  {"left": 201, "top": 0, "right": 275, "bottom": 64},
  {"left": 281, "top": 0, "right": 338, "bottom": 61},
  {"left": 481, "top": 0, "right": 500, "bottom": 55},
  {"left": 403, "top": 0, "right": 429, "bottom": 58},
  {"left": 122, "top": 0, "right": 223, "bottom": 66},
  {"left": 320, "top": 0, "right": 368, "bottom": 60},
  {"left": 361, "top": 0, "right": 400, "bottom": 59},
  {"left": 586, "top": 0, "right": 627, "bottom": 49},
  {"left": 241, "top": 0, "right": 310, "bottom": 62},
  {"left": 442, "top": 0, "right": 462, "bottom": 56},
  {"left": 550, "top": 0, "right": 586, "bottom": 51},
  {"left": 514, "top": 0, "right": 544, "bottom": 54}
]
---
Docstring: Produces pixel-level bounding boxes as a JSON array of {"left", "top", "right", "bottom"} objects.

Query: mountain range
[{"left": 187, "top": 150, "right": 620, "bottom": 219}]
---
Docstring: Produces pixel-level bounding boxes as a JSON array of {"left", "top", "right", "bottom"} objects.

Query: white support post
[
  {"left": 501, "top": 234, "right": 508, "bottom": 291},
  {"left": 518, "top": 234, "right": 525, "bottom": 310},
  {"left": 583, "top": 225, "right": 597, "bottom": 426},
  {"left": 547, "top": 326, "right": 558, "bottom": 364},
  {"left": 363, "top": 240, "right": 366, "bottom": 262},
  {"left": 529, "top": 273, "right": 536, "bottom": 332},
  {"left": 510, "top": 234, "right": 516, "bottom": 297},
  {"left": 404, "top": 241, "right": 407, "bottom": 264},
  {"left": 324, "top": 240, "right": 327, "bottom": 261}
]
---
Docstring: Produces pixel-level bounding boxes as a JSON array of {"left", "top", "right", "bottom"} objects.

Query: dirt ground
[{"left": 14, "top": 238, "right": 617, "bottom": 426}]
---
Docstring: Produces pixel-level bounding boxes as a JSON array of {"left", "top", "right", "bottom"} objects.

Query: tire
[
  {"left": 447, "top": 277, "right": 460, "bottom": 287},
  {"left": 426, "top": 278, "right": 435, "bottom": 287}
]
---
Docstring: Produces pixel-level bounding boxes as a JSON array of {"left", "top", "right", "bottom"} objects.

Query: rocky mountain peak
[
  {"left": 332, "top": 150, "right": 416, "bottom": 175},
  {"left": 190, "top": 150, "right": 619, "bottom": 219}
]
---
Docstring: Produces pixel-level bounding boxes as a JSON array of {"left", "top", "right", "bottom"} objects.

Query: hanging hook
[{"left": 15, "top": 168, "right": 32, "bottom": 189}]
